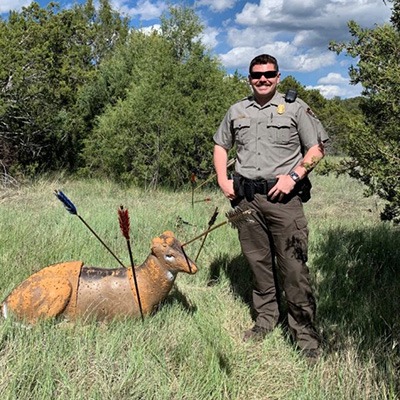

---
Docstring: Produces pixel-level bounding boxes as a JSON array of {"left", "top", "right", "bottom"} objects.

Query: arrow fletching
[
  {"left": 225, "top": 207, "right": 254, "bottom": 229},
  {"left": 182, "top": 209, "right": 253, "bottom": 247},
  {"left": 208, "top": 207, "right": 219, "bottom": 227},
  {"left": 54, "top": 190, "right": 77, "bottom": 215},
  {"left": 118, "top": 205, "right": 130, "bottom": 241}
]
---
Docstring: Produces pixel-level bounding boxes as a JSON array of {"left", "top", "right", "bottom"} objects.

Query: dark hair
[{"left": 249, "top": 54, "right": 279, "bottom": 73}]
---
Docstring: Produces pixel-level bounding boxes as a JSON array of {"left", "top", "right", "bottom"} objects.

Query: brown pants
[{"left": 236, "top": 193, "right": 320, "bottom": 350}]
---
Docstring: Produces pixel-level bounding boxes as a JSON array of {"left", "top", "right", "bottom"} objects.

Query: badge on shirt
[{"left": 277, "top": 104, "right": 285, "bottom": 114}]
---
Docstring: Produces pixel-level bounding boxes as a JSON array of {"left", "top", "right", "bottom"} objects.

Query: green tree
[
  {"left": 160, "top": 5, "right": 203, "bottom": 61},
  {"left": 0, "top": 1, "right": 128, "bottom": 175},
  {"left": 83, "top": 0, "right": 129, "bottom": 66},
  {"left": 321, "top": 97, "right": 364, "bottom": 155},
  {"left": 81, "top": 6, "right": 249, "bottom": 188},
  {"left": 330, "top": 0, "right": 400, "bottom": 222}
]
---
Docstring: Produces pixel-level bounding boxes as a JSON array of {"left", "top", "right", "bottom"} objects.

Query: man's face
[{"left": 248, "top": 63, "right": 280, "bottom": 102}]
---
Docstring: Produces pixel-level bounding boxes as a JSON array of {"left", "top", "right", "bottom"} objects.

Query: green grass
[{"left": 0, "top": 172, "right": 399, "bottom": 399}]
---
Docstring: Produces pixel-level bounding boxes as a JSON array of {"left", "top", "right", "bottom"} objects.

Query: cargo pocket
[{"left": 293, "top": 217, "right": 309, "bottom": 263}]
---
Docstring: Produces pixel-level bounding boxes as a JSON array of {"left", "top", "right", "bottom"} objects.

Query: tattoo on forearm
[
  {"left": 301, "top": 144, "right": 325, "bottom": 172},
  {"left": 301, "top": 155, "right": 323, "bottom": 172}
]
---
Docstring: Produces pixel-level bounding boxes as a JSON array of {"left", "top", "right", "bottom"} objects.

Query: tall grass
[{"left": 0, "top": 172, "right": 399, "bottom": 399}]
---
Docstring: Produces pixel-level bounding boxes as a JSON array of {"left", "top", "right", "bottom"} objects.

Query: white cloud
[
  {"left": 306, "top": 72, "right": 363, "bottom": 99},
  {"left": 111, "top": 0, "right": 167, "bottom": 20},
  {"left": 292, "top": 30, "right": 328, "bottom": 48},
  {"left": 236, "top": 0, "right": 283, "bottom": 25},
  {"left": 233, "top": 0, "right": 391, "bottom": 48},
  {"left": 311, "top": 85, "right": 343, "bottom": 99},
  {"left": 0, "top": 0, "right": 30, "bottom": 13},
  {"left": 195, "top": 0, "right": 237, "bottom": 12},
  {"left": 199, "top": 26, "right": 220, "bottom": 49},
  {"left": 289, "top": 51, "right": 337, "bottom": 72},
  {"left": 218, "top": 46, "right": 259, "bottom": 71},
  {"left": 283, "top": 0, "right": 319, "bottom": 16},
  {"left": 236, "top": 0, "right": 391, "bottom": 28},
  {"left": 318, "top": 72, "right": 349, "bottom": 85},
  {"left": 308, "top": 83, "right": 363, "bottom": 99},
  {"left": 227, "top": 27, "right": 280, "bottom": 47}
]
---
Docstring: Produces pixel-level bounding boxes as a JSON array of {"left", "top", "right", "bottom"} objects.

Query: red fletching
[
  {"left": 118, "top": 205, "right": 130, "bottom": 240},
  {"left": 190, "top": 172, "right": 196, "bottom": 184}
]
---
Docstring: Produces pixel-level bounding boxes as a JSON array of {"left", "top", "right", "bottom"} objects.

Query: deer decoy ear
[
  {"left": 151, "top": 231, "right": 178, "bottom": 254},
  {"left": 151, "top": 237, "right": 162, "bottom": 252},
  {"left": 159, "top": 231, "right": 176, "bottom": 246},
  {"left": 162, "top": 230, "right": 175, "bottom": 238},
  {"left": 160, "top": 231, "right": 176, "bottom": 244},
  {"left": 151, "top": 235, "right": 168, "bottom": 255}
]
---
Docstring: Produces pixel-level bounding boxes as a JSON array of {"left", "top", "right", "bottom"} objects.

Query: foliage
[
  {"left": 0, "top": 0, "right": 128, "bottom": 175},
  {"left": 81, "top": 6, "right": 249, "bottom": 188},
  {"left": 160, "top": 5, "right": 203, "bottom": 62},
  {"left": 329, "top": 0, "right": 400, "bottom": 222}
]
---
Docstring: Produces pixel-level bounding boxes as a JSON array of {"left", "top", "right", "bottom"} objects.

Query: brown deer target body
[{"left": 1, "top": 231, "right": 197, "bottom": 323}]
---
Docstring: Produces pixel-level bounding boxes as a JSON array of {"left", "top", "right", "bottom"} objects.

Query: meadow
[{"left": 0, "top": 169, "right": 399, "bottom": 399}]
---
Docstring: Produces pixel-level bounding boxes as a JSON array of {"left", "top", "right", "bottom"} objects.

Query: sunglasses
[{"left": 250, "top": 71, "right": 279, "bottom": 79}]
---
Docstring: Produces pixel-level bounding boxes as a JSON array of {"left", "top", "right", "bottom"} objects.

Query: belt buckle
[
  {"left": 267, "top": 179, "right": 277, "bottom": 190},
  {"left": 254, "top": 180, "right": 267, "bottom": 195}
]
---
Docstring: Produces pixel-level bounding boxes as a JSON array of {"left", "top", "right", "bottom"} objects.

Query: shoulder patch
[
  {"left": 296, "top": 97, "right": 321, "bottom": 120},
  {"left": 306, "top": 107, "right": 319, "bottom": 119}
]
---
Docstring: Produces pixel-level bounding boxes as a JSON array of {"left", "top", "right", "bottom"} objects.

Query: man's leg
[
  {"left": 267, "top": 196, "right": 320, "bottom": 351},
  {"left": 237, "top": 203, "right": 279, "bottom": 334}
]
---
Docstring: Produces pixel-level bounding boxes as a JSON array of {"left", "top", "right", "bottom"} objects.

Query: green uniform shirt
[{"left": 214, "top": 91, "right": 329, "bottom": 180}]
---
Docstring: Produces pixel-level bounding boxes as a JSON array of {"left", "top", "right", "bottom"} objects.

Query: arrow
[
  {"left": 195, "top": 207, "right": 219, "bottom": 262},
  {"left": 118, "top": 206, "right": 144, "bottom": 322},
  {"left": 54, "top": 190, "right": 126, "bottom": 269}
]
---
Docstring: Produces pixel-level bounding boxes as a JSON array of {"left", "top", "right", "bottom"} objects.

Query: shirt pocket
[
  {"left": 268, "top": 115, "right": 295, "bottom": 144},
  {"left": 233, "top": 118, "right": 251, "bottom": 147}
]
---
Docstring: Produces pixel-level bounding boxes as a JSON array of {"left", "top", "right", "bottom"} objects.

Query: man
[{"left": 213, "top": 54, "right": 328, "bottom": 362}]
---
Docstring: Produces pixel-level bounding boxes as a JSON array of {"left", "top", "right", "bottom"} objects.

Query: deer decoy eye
[{"left": 164, "top": 254, "right": 175, "bottom": 262}]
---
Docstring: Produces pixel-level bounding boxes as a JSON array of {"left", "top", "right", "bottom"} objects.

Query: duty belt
[
  {"left": 233, "top": 175, "right": 277, "bottom": 202},
  {"left": 233, "top": 174, "right": 312, "bottom": 203}
]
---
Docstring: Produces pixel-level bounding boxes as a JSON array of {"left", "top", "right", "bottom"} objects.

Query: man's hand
[
  {"left": 214, "top": 144, "right": 236, "bottom": 201},
  {"left": 218, "top": 178, "right": 236, "bottom": 200},
  {"left": 268, "top": 175, "right": 296, "bottom": 201}
]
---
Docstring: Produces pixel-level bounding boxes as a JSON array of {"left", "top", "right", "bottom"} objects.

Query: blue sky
[{"left": 1, "top": 0, "right": 392, "bottom": 98}]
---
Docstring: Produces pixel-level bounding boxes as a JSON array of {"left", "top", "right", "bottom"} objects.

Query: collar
[{"left": 245, "top": 91, "right": 284, "bottom": 109}]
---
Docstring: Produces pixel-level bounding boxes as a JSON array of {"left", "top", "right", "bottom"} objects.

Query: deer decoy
[{"left": 1, "top": 231, "right": 197, "bottom": 324}]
